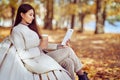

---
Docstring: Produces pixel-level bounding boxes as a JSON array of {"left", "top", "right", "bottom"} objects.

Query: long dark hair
[{"left": 11, "top": 4, "right": 42, "bottom": 39}]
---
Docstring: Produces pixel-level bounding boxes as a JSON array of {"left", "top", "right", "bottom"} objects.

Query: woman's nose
[{"left": 32, "top": 16, "right": 34, "bottom": 19}]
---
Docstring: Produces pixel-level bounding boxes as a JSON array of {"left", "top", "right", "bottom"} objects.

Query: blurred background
[
  {"left": 0, "top": 0, "right": 120, "bottom": 80},
  {"left": 0, "top": 0, "right": 120, "bottom": 33}
]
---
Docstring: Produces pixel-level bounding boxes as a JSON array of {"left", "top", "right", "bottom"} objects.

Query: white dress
[{"left": 10, "top": 23, "right": 63, "bottom": 74}]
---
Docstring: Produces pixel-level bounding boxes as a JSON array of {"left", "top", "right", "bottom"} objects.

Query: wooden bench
[{"left": 0, "top": 38, "right": 72, "bottom": 80}]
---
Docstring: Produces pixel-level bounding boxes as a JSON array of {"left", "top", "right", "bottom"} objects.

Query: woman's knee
[
  {"left": 63, "top": 47, "right": 76, "bottom": 56},
  {"left": 63, "top": 47, "right": 73, "bottom": 52},
  {"left": 60, "top": 58, "right": 74, "bottom": 67}
]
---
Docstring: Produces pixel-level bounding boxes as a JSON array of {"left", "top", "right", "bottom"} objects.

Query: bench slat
[
  {"left": 47, "top": 71, "right": 56, "bottom": 80},
  {"left": 41, "top": 73, "right": 48, "bottom": 80},
  {"left": 54, "top": 70, "right": 65, "bottom": 80},
  {"left": 33, "top": 74, "right": 40, "bottom": 80},
  {"left": 0, "top": 46, "right": 16, "bottom": 80},
  {"left": 61, "top": 70, "right": 72, "bottom": 80},
  {"left": 0, "top": 39, "right": 11, "bottom": 65},
  {"left": 10, "top": 55, "right": 24, "bottom": 80},
  {"left": 14, "top": 52, "right": 34, "bottom": 80}
]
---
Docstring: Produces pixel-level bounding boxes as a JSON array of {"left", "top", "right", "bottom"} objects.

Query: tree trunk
[
  {"left": 78, "top": 13, "right": 85, "bottom": 32},
  {"left": 71, "top": 15, "right": 75, "bottom": 29},
  {"left": 11, "top": 7, "right": 15, "bottom": 26},
  {"left": 95, "top": 0, "right": 106, "bottom": 34},
  {"left": 70, "top": 0, "right": 77, "bottom": 29},
  {"left": 44, "top": 0, "right": 53, "bottom": 29}
]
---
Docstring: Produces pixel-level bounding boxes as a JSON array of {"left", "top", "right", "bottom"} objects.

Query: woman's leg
[
  {"left": 59, "top": 58, "right": 75, "bottom": 80},
  {"left": 47, "top": 47, "right": 82, "bottom": 73},
  {"left": 47, "top": 47, "right": 89, "bottom": 80}
]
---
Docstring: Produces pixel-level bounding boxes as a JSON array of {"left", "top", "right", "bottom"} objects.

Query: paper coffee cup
[
  {"left": 42, "top": 34, "right": 48, "bottom": 38},
  {"left": 40, "top": 34, "right": 48, "bottom": 49}
]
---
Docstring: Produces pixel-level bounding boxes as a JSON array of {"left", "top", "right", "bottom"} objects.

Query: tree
[
  {"left": 44, "top": 0, "right": 54, "bottom": 29},
  {"left": 78, "top": 12, "right": 85, "bottom": 32},
  {"left": 78, "top": 0, "right": 86, "bottom": 32},
  {"left": 78, "top": 0, "right": 95, "bottom": 33},
  {"left": 71, "top": 0, "right": 77, "bottom": 29},
  {"left": 95, "top": 0, "right": 106, "bottom": 34},
  {"left": 9, "top": 0, "right": 18, "bottom": 25}
]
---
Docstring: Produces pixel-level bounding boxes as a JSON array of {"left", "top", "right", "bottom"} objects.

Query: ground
[{"left": 0, "top": 27, "right": 120, "bottom": 80}]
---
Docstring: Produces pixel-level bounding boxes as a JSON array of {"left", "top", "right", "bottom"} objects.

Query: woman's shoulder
[{"left": 13, "top": 24, "right": 28, "bottom": 32}]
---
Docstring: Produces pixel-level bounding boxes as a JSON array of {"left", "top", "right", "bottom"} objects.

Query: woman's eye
[{"left": 30, "top": 14, "right": 33, "bottom": 16}]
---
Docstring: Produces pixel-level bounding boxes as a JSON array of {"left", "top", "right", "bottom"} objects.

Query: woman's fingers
[{"left": 66, "top": 39, "right": 71, "bottom": 47}]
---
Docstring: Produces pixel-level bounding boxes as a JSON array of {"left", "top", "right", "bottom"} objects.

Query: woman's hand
[
  {"left": 40, "top": 35, "right": 48, "bottom": 49},
  {"left": 57, "top": 39, "right": 71, "bottom": 49},
  {"left": 66, "top": 39, "right": 71, "bottom": 47},
  {"left": 40, "top": 39, "right": 48, "bottom": 49},
  {"left": 57, "top": 44, "right": 66, "bottom": 49}
]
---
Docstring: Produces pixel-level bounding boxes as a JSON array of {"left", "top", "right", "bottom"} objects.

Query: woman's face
[{"left": 21, "top": 9, "right": 34, "bottom": 24}]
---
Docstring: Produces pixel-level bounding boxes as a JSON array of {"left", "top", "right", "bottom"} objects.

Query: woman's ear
[{"left": 20, "top": 12, "right": 24, "bottom": 18}]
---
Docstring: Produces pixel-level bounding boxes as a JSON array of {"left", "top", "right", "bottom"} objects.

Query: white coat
[{"left": 10, "top": 23, "right": 64, "bottom": 74}]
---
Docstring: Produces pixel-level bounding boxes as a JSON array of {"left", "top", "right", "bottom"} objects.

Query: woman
[{"left": 10, "top": 3, "right": 88, "bottom": 80}]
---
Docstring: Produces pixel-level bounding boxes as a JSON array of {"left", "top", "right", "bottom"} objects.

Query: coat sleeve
[
  {"left": 11, "top": 29, "right": 37, "bottom": 59},
  {"left": 46, "top": 43, "right": 58, "bottom": 50},
  {"left": 11, "top": 28, "right": 26, "bottom": 51}
]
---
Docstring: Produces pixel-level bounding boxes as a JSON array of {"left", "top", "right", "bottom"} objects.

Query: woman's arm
[
  {"left": 47, "top": 43, "right": 58, "bottom": 50},
  {"left": 45, "top": 40, "right": 71, "bottom": 50},
  {"left": 11, "top": 28, "right": 26, "bottom": 51},
  {"left": 11, "top": 29, "right": 38, "bottom": 59},
  {"left": 40, "top": 36, "right": 71, "bottom": 51}
]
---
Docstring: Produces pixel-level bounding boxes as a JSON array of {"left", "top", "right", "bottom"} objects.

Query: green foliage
[{"left": 107, "top": 15, "right": 120, "bottom": 26}]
